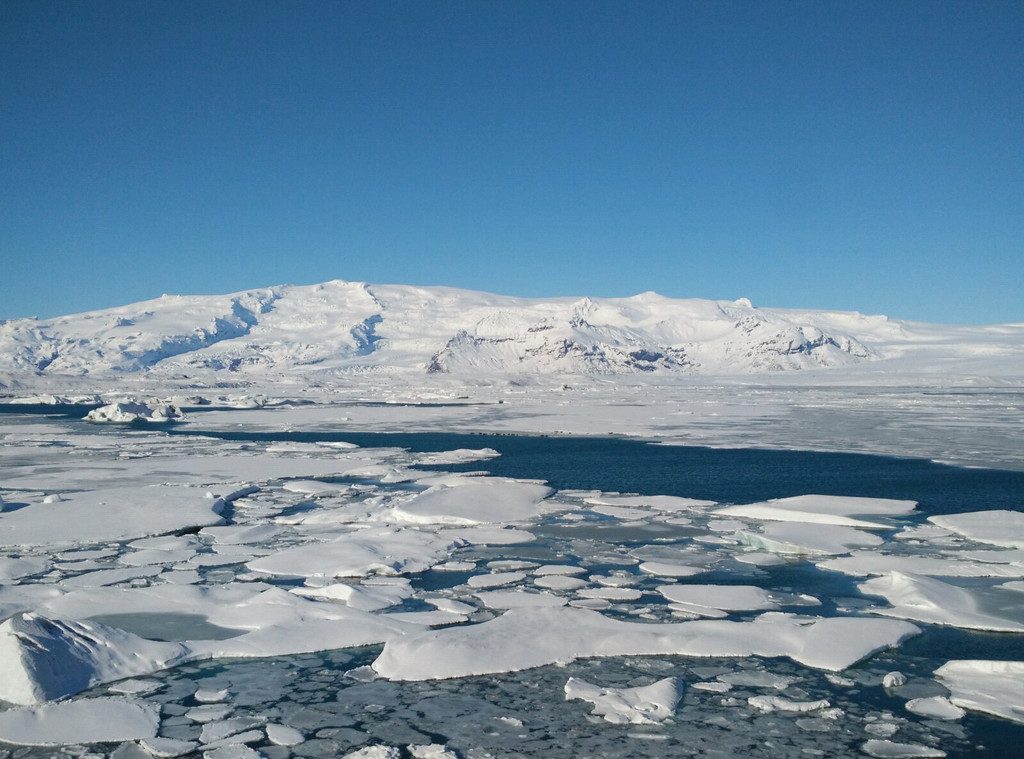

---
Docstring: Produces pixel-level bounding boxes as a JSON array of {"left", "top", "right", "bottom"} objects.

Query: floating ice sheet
[{"left": 372, "top": 606, "right": 920, "bottom": 679}]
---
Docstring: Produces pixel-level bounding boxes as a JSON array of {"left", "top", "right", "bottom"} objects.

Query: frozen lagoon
[{"left": 0, "top": 400, "right": 1023, "bottom": 758}]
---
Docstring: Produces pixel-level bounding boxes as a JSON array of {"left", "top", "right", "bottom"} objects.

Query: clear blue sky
[{"left": 2, "top": 1, "right": 1021, "bottom": 324}]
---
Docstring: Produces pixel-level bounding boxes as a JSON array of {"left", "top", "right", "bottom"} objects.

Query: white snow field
[{"left": 0, "top": 280, "right": 1022, "bottom": 757}]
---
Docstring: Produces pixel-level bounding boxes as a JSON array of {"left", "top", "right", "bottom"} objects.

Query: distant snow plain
[{"left": 0, "top": 281, "right": 1022, "bottom": 757}]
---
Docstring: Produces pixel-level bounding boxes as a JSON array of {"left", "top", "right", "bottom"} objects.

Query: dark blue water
[
  {"left": 164, "top": 427, "right": 1024, "bottom": 515},
  {"left": 0, "top": 402, "right": 101, "bottom": 418}
]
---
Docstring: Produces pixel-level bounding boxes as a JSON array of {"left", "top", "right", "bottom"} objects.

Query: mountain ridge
[{"left": 1, "top": 279, "right": 1021, "bottom": 381}]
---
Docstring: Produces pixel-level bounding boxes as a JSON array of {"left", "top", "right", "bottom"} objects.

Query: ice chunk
[
  {"left": 534, "top": 574, "right": 587, "bottom": 590},
  {"left": 0, "top": 697, "right": 159, "bottom": 745},
  {"left": 341, "top": 747, "right": 401, "bottom": 759},
  {"left": 266, "top": 723, "right": 305, "bottom": 746},
  {"left": 858, "top": 572, "right": 1024, "bottom": 632},
  {"left": 904, "top": 696, "right": 965, "bottom": 721},
  {"left": 748, "top": 695, "right": 830, "bottom": 712},
  {"left": 928, "top": 510, "right": 1024, "bottom": 549},
  {"left": 466, "top": 571, "right": 526, "bottom": 588},
  {"left": 203, "top": 745, "right": 264, "bottom": 759},
  {"left": 564, "top": 676, "right": 683, "bottom": 724},
  {"left": 195, "top": 688, "right": 231, "bottom": 703},
  {"left": 387, "top": 477, "right": 555, "bottom": 525},
  {"left": 934, "top": 660, "right": 1024, "bottom": 724},
  {"left": 737, "top": 522, "right": 883, "bottom": 556},
  {"left": 638, "top": 561, "right": 705, "bottom": 577},
  {"left": 410, "top": 448, "right": 500, "bottom": 465},
  {"left": 533, "top": 564, "right": 586, "bottom": 576},
  {"left": 658, "top": 585, "right": 781, "bottom": 614},
  {"left": 882, "top": 671, "right": 907, "bottom": 689},
  {"left": 85, "top": 401, "right": 182, "bottom": 423},
  {"left": 861, "top": 740, "right": 946, "bottom": 758},
  {"left": 716, "top": 494, "right": 915, "bottom": 529},
  {"left": 408, "top": 745, "right": 459, "bottom": 759},
  {"left": 372, "top": 606, "right": 920, "bottom": 679}
]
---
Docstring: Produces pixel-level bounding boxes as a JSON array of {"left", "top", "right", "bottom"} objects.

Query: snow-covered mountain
[{"left": 1, "top": 280, "right": 1021, "bottom": 381}]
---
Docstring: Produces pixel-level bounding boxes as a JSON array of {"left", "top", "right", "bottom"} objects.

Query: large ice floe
[{"left": 0, "top": 401, "right": 1022, "bottom": 757}]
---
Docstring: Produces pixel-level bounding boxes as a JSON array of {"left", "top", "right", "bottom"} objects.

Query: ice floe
[
  {"left": 928, "top": 510, "right": 1024, "bottom": 549},
  {"left": 372, "top": 605, "right": 920, "bottom": 680},
  {"left": 0, "top": 697, "right": 159, "bottom": 745},
  {"left": 564, "top": 676, "right": 683, "bottom": 724},
  {"left": 904, "top": 696, "right": 965, "bottom": 721},
  {"left": 386, "top": 477, "right": 556, "bottom": 525},
  {"left": 716, "top": 494, "right": 916, "bottom": 529},
  {"left": 736, "top": 522, "right": 884, "bottom": 556},
  {"left": 934, "top": 660, "right": 1024, "bottom": 724},
  {"left": 0, "top": 485, "right": 228, "bottom": 548},
  {"left": 747, "top": 695, "right": 830, "bottom": 712},
  {"left": 861, "top": 739, "right": 946, "bottom": 758},
  {"left": 247, "top": 527, "right": 462, "bottom": 578},
  {"left": 658, "top": 584, "right": 816, "bottom": 617},
  {"left": 858, "top": 571, "right": 1024, "bottom": 631}
]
